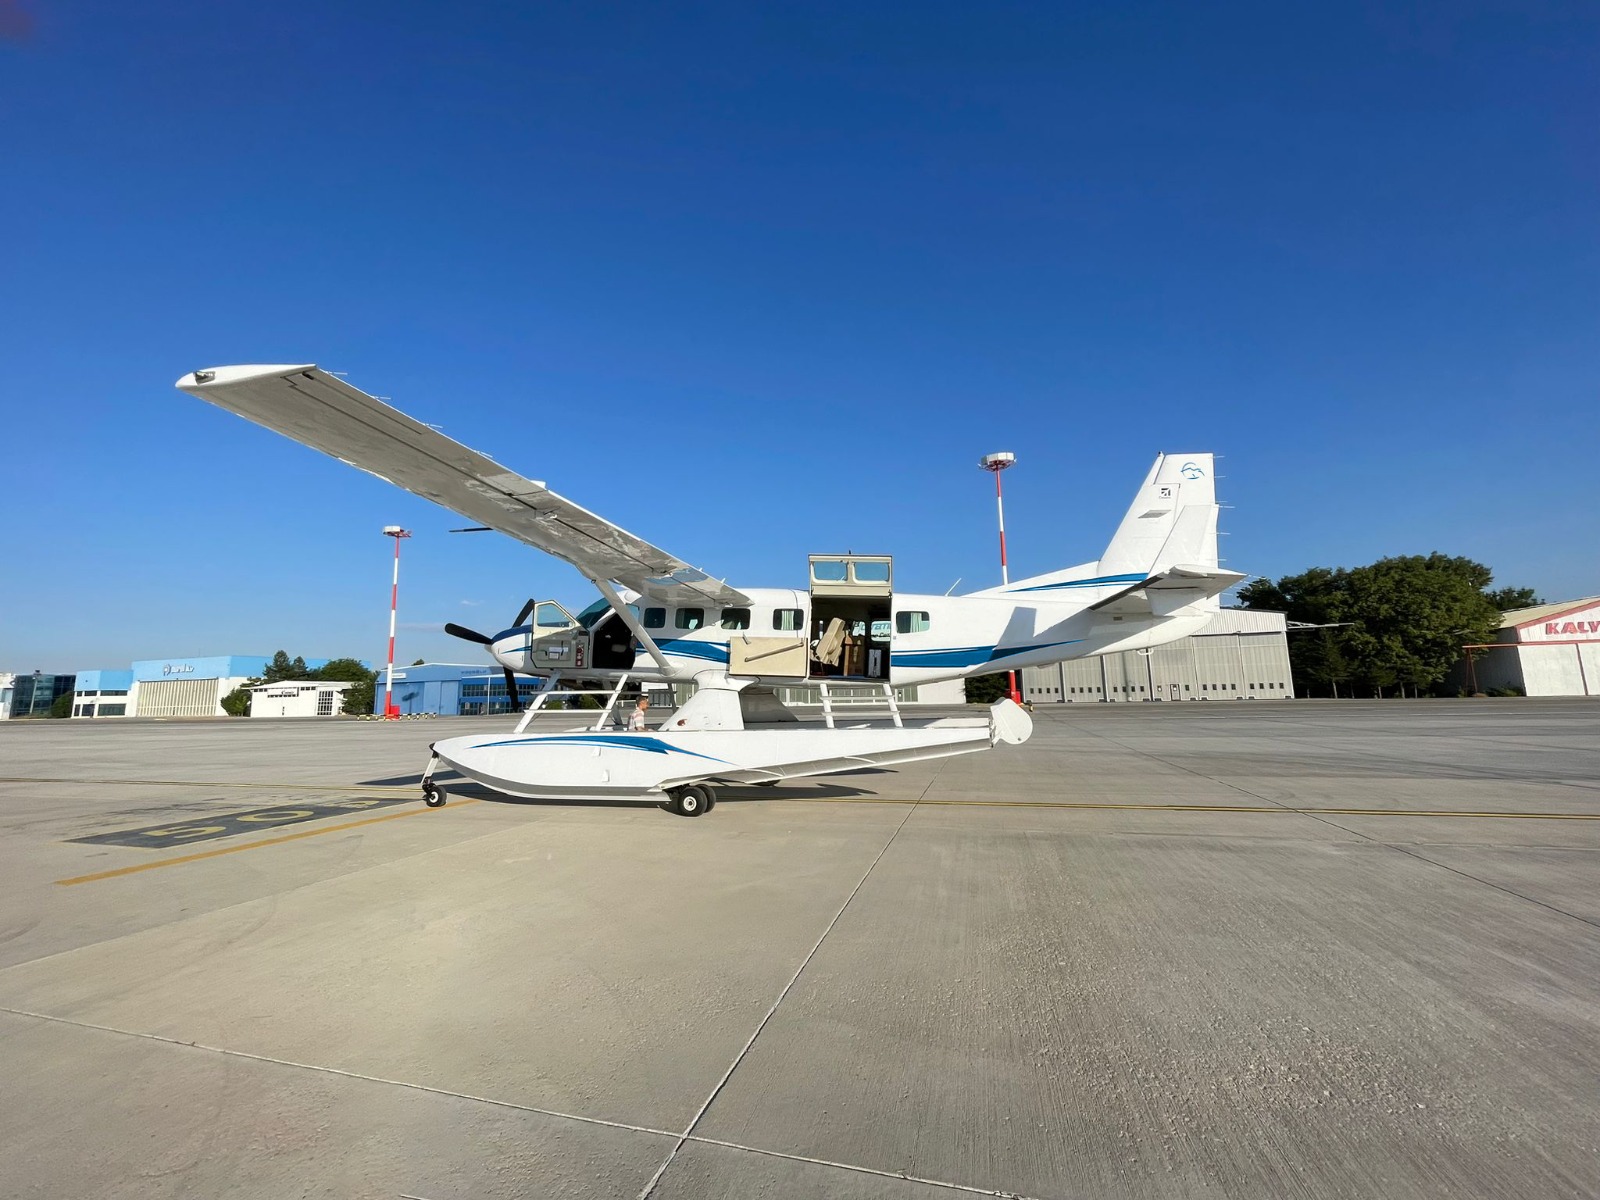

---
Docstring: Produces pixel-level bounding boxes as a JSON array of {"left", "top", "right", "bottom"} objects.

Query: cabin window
[
  {"left": 773, "top": 608, "right": 804, "bottom": 631},
  {"left": 676, "top": 608, "right": 704, "bottom": 630},
  {"left": 853, "top": 560, "right": 890, "bottom": 583},
  {"left": 720, "top": 607, "right": 751, "bottom": 630},
  {"left": 642, "top": 608, "right": 666, "bottom": 629},
  {"left": 895, "top": 610, "right": 931, "bottom": 634},
  {"left": 812, "top": 559, "right": 848, "bottom": 582}
]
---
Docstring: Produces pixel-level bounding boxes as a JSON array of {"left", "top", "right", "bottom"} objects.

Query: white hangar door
[{"left": 137, "top": 678, "right": 221, "bottom": 718}]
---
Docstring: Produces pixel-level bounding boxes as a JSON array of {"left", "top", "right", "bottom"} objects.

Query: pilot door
[
  {"left": 807, "top": 554, "right": 892, "bottom": 681},
  {"left": 524, "top": 600, "right": 591, "bottom": 672}
]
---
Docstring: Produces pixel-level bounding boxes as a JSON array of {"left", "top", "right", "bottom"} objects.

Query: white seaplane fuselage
[{"left": 476, "top": 580, "right": 1217, "bottom": 690}]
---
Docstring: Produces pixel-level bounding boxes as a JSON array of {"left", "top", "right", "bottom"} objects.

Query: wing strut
[{"left": 588, "top": 577, "right": 673, "bottom": 673}]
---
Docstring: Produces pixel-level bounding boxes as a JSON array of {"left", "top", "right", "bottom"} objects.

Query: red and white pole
[
  {"left": 994, "top": 467, "right": 1010, "bottom": 586},
  {"left": 979, "top": 453, "right": 1022, "bottom": 706},
  {"left": 382, "top": 526, "right": 411, "bottom": 719}
]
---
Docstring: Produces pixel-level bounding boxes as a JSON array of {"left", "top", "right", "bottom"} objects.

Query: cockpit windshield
[
  {"left": 574, "top": 598, "right": 639, "bottom": 629},
  {"left": 575, "top": 598, "right": 612, "bottom": 629}
]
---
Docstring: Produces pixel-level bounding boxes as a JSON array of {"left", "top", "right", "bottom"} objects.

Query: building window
[
  {"left": 773, "top": 608, "right": 803, "bottom": 631},
  {"left": 99, "top": 704, "right": 126, "bottom": 717},
  {"left": 643, "top": 607, "right": 666, "bottom": 629},
  {"left": 895, "top": 611, "right": 930, "bottom": 634},
  {"left": 720, "top": 608, "right": 751, "bottom": 630},
  {"left": 676, "top": 608, "right": 704, "bottom": 630}
]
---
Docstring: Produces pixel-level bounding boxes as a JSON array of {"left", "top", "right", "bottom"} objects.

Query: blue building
[{"left": 381, "top": 664, "right": 542, "bottom": 716}]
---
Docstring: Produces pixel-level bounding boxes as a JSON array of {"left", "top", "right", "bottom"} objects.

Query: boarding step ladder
[{"left": 817, "top": 680, "right": 904, "bottom": 730}]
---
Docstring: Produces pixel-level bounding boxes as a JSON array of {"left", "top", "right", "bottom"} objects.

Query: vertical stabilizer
[{"left": 1098, "top": 453, "right": 1218, "bottom": 577}]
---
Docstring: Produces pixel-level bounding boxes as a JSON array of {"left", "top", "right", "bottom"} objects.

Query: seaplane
[{"left": 176, "top": 365, "right": 1244, "bottom": 817}]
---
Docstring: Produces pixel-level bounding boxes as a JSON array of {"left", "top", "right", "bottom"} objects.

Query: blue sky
[{"left": 2, "top": 1, "right": 1594, "bottom": 672}]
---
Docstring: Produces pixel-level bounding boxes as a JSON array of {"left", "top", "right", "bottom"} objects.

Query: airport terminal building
[{"left": 1019, "top": 608, "right": 1293, "bottom": 703}]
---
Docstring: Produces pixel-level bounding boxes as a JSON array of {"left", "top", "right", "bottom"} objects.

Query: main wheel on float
[{"left": 667, "top": 784, "right": 713, "bottom": 817}]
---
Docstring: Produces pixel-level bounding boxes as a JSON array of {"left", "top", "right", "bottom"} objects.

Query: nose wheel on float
[{"left": 421, "top": 752, "right": 446, "bottom": 808}]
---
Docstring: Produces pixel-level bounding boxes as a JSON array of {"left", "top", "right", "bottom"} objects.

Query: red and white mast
[{"left": 381, "top": 526, "right": 412, "bottom": 719}]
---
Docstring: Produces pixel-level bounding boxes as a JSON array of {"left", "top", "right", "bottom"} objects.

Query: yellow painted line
[
  {"left": 769, "top": 796, "right": 1600, "bottom": 820},
  {"left": 2, "top": 777, "right": 407, "bottom": 794},
  {"left": 56, "top": 799, "right": 480, "bottom": 886}
]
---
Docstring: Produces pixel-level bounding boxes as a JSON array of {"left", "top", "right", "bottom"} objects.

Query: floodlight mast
[
  {"left": 979, "top": 452, "right": 1023, "bottom": 706},
  {"left": 381, "top": 526, "right": 412, "bottom": 719}
]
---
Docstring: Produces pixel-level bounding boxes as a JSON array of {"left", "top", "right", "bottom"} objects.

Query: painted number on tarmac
[{"left": 70, "top": 797, "right": 413, "bottom": 849}]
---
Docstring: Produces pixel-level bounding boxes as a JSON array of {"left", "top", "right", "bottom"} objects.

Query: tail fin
[{"left": 1097, "top": 453, "right": 1218, "bottom": 577}]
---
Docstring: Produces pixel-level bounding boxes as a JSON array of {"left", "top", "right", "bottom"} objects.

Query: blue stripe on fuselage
[
  {"left": 656, "top": 638, "right": 731, "bottom": 663},
  {"left": 890, "top": 638, "right": 1083, "bottom": 669},
  {"left": 1003, "top": 573, "right": 1146, "bottom": 593}
]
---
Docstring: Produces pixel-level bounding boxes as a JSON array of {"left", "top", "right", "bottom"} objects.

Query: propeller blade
[
  {"left": 513, "top": 598, "right": 536, "bottom": 627},
  {"left": 503, "top": 667, "right": 521, "bottom": 710},
  {"left": 449, "top": 526, "right": 494, "bottom": 533},
  {"left": 444, "top": 622, "right": 495, "bottom": 646}
]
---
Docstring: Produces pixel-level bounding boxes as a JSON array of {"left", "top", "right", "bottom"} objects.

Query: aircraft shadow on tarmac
[{"left": 356, "top": 770, "right": 882, "bottom": 807}]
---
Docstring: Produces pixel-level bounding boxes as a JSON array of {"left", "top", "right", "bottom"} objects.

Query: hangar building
[
  {"left": 1460, "top": 597, "right": 1600, "bottom": 697},
  {"left": 70, "top": 656, "right": 332, "bottom": 718},
  {"left": 1019, "top": 608, "right": 1293, "bottom": 703}
]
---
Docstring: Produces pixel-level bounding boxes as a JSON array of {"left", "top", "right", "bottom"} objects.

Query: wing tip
[{"left": 175, "top": 364, "right": 318, "bottom": 391}]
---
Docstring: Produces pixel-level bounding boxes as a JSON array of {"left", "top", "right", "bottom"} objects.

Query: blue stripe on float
[{"left": 468, "top": 734, "right": 729, "bottom": 763}]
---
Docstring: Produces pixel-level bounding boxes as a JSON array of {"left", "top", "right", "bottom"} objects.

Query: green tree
[
  {"left": 1485, "top": 586, "right": 1543, "bottom": 611},
  {"left": 1241, "top": 554, "right": 1503, "bottom": 697},
  {"left": 50, "top": 691, "right": 73, "bottom": 719},
  {"left": 308, "top": 657, "right": 378, "bottom": 715},
  {"left": 220, "top": 687, "right": 251, "bottom": 717},
  {"left": 259, "top": 650, "right": 308, "bottom": 684},
  {"left": 964, "top": 672, "right": 1011, "bottom": 704}
]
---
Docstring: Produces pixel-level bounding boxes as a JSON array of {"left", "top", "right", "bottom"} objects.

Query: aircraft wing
[
  {"left": 1087, "top": 565, "right": 1247, "bottom": 618},
  {"left": 175, "top": 364, "right": 751, "bottom": 607}
]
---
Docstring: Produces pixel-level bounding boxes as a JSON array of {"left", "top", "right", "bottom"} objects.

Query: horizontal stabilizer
[{"left": 1088, "top": 565, "right": 1247, "bottom": 618}]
